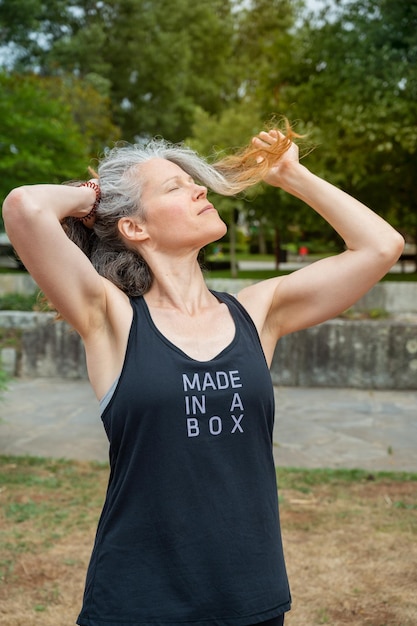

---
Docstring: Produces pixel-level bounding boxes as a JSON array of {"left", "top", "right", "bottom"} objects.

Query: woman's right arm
[{"left": 2, "top": 183, "right": 107, "bottom": 337}]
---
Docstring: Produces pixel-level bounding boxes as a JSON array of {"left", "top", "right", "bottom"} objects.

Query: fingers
[
  {"left": 252, "top": 131, "right": 287, "bottom": 155},
  {"left": 252, "top": 130, "right": 285, "bottom": 163}
]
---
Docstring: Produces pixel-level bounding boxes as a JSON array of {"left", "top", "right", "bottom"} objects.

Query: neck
[{"left": 144, "top": 251, "right": 213, "bottom": 313}]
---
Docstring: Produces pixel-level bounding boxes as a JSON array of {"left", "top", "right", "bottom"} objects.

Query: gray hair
[{"left": 64, "top": 139, "right": 234, "bottom": 296}]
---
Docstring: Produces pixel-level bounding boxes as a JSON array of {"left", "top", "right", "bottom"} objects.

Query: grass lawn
[
  {"left": 205, "top": 268, "right": 417, "bottom": 281},
  {"left": 1, "top": 456, "right": 416, "bottom": 625},
  {"left": 203, "top": 253, "right": 417, "bottom": 281}
]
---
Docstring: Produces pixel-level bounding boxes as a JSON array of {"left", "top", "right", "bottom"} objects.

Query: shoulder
[{"left": 236, "top": 277, "right": 287, "bottom": 366}]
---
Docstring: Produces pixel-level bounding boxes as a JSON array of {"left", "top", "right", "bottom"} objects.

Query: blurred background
[{"left": 0, "top": 0, "right": 416, "bottom": 271}]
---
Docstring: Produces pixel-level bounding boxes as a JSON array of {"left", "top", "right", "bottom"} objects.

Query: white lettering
[
  {"left": 182, "top": 370, "right": 242, "bottom": 392},
  {"left": 209, "top": 416, "right": 222, "bottom": 435},
  {"left": 193, "top": 395, "right": 206, "bottom": 415},
  {"left": 230, "top": 392, "right": 244, "bottom": 411},
  {"left": 185, "top": 395, "right": 206, "bottom": 415},
  {"left": 229, "top": 370, "right": 242, "bottom": 388},
  {"left": 231, "top": 414, "right": 244, "bottom": 434},
  {"left": 183, "top": 373, "right": 201, "bottom": 392},
  {"left": 215, "top": 371, "right": 229, "bottom": 389},
  {"left": 187, "top": 418, "right": 200, "bottom": 437},
  {"left": 202, "top": 372, "right": 217, "bottom": 391}
]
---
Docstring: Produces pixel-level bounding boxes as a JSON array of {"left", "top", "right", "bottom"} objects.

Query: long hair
[{"left": 63, "top": 121, "right": 299, "bottom": 296}]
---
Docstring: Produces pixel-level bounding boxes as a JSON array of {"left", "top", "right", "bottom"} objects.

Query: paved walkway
[{"left": 1, "top": 378, "right": 416, "bottom": 472}]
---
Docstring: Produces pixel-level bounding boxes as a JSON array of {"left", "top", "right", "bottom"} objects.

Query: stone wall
[
  {"left": 0, "top": 273, "right": 38, "bottom": 296},
  {"left": 206, "top": 279, "right": 417, "bottom": 314},
  {"left": 0, "top": 312, "right": 87, "bottom": 379},
  {"left": 1, "top": 274, "right": 416, "bottom": 388},
  {"left": 1, "top": 310, "right": 416, "bottom": 389},
  {"left": 1, "top": 274, "right": 417, "bottom": 312},
  {"left": 271, "top": 319, "right": 417, "bottom": 390}
]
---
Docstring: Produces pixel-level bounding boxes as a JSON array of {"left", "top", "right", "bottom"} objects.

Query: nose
[{"left": 193, "top": 183, "right": 207, "bottom": 200}]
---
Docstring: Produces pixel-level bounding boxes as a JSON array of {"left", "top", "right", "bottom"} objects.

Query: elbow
[
  {"left": 379, "top": 230, "right": 405, "bottom": 267},
  {"left": 390, "top": 230, "right": 405, "bottom": 261},
  {"left": 3, "top": 187, "right": 37, "bottom": 235}
]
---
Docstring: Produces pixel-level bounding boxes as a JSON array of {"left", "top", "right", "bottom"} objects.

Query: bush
[
  {"left": 0, "top": 292, "right": 41, "bottom": 311},
  {"left": 0, "top": 365, "right": 8, "bottom": 398}
]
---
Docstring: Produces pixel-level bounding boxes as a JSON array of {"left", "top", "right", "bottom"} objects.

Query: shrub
[{"left": 0, "top": 292, "right": 41, "bottom": 311}]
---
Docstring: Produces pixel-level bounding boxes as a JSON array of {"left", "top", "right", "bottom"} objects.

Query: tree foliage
[
  {"left": 0, "top": 73, "right": 85, "bottom": 189},
  {"left": 272, "top": 0, "right": 417, "bottom": 238},
  {"left": 0, "top": 71, "right": 119, "bottom": 224},
  {"left": 0, "top": 0, "right": 416, "bottom": 246},
  {"left": 0, "top": 0, "right": 236, "bottom": 142}
]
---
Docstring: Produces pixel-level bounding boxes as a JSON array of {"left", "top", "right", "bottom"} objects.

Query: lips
[{"left": 198, "top": 204, "right": 215, "bottom": 215}]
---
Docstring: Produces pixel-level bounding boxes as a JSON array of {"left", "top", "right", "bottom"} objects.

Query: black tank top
[{"left": 77, "top": 292, "right": 291, "bottom": 626}]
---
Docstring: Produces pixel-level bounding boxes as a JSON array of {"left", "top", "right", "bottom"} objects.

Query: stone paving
[
  {"left": 1, "top": 378, "right": 416, "bottom": 472},
  {"left": 273, "top": 386, "right": 417, "bottom": 471}
]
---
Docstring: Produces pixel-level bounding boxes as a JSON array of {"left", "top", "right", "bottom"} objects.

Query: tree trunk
[
  {"left": 274, "top": 227, "right": 281, "bottom": 271},
  {"left": 229, "top": 209, "right": 238, "bottom": 278},
  {"left": 258, "top": 222, "right": 267, "bottom": 255}
]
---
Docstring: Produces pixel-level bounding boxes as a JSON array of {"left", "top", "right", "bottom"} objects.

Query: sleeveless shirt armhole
[
  {"left": 215, "top": 290, "right": 267, "bottom": 359},
  {"left": 99, "top": 375, "right": 121, "bottom": 414},
  {"left": 99, "top": 296, "right": 138, "bottom": 415}
]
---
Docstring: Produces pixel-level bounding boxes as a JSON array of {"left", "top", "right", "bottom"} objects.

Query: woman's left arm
[{"left": 238, "top": 131, "right": 405, "bottom": 362}]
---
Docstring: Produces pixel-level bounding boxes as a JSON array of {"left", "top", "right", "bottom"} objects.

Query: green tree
[
  {"left": 0, "top": 73, "right": 85, "bottom": 185},
  {"left": 232, "top": 0, "right": 302, "bottom": 110},
  {"left": 226, "top": 0, "right": 326, "bottom": 261},
  {"left": 46, "top": 73, "right": 121, "bottom": 161},
  {"left": 0, "top": 72, "right": 119, "bottom": 226},
  {"left": 272, "top": 0, "right": 417, "bottom": 251},
  {"left": 187, "top": 0, "right": 311, "bottom": 265},
  {"left": 0, "top": 0, "right": 237, "bottom": 142}
]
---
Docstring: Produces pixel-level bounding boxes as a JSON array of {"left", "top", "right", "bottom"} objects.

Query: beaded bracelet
[{"left": 78, "top": 181, "right": 101, "bottom": 222}]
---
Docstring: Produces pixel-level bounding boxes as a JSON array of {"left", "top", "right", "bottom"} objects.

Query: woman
[{"left": 3, "top": 127, "right": 404, "bottom": 626}]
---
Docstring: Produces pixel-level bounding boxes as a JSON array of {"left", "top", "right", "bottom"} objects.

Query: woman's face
[{"left": 137, "top": 158, "right": 227, "bottom": 253}]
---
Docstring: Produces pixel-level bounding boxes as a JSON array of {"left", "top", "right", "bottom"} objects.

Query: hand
[{"left": 252, "top": 130, "right": 301, "bottom": 189}]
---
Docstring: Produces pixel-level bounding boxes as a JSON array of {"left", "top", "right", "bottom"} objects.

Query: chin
[
  {"left": 217, "top": 220, "right": 228, "bottom": 238},
  {"left": 200, "top": 219, "right": 227, "bottom": 247}
]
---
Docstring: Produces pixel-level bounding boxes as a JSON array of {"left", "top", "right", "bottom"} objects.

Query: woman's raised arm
[
  {"left": 238, "top": 131, "right": 405, "bottom": 363},
  {"left": 2, "top": 183, "right": 107, "bottom": 337}
]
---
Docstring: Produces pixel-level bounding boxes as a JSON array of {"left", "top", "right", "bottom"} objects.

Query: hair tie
[{"left": 78, "top": 181, "right": 101, "bottom": 222}]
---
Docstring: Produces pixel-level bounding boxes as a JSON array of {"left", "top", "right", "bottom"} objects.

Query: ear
[{"left": 118, "top": 216, "right": 149, "bottom": 243}]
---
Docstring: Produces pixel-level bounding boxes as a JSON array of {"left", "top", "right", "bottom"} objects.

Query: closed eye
[{"left": 164, "top": 174, "right": 195, "bottom": 193}]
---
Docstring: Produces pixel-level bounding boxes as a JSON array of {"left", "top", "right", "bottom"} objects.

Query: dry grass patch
[
  {"left": 1, "top": 458, "right": 416, "bottom": 625},
  {"left": 278, "top": 470, "right": 417, "bottom": 625},
  {"left": 0, "top": 456, "right": 107, "bottom": 625}
]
